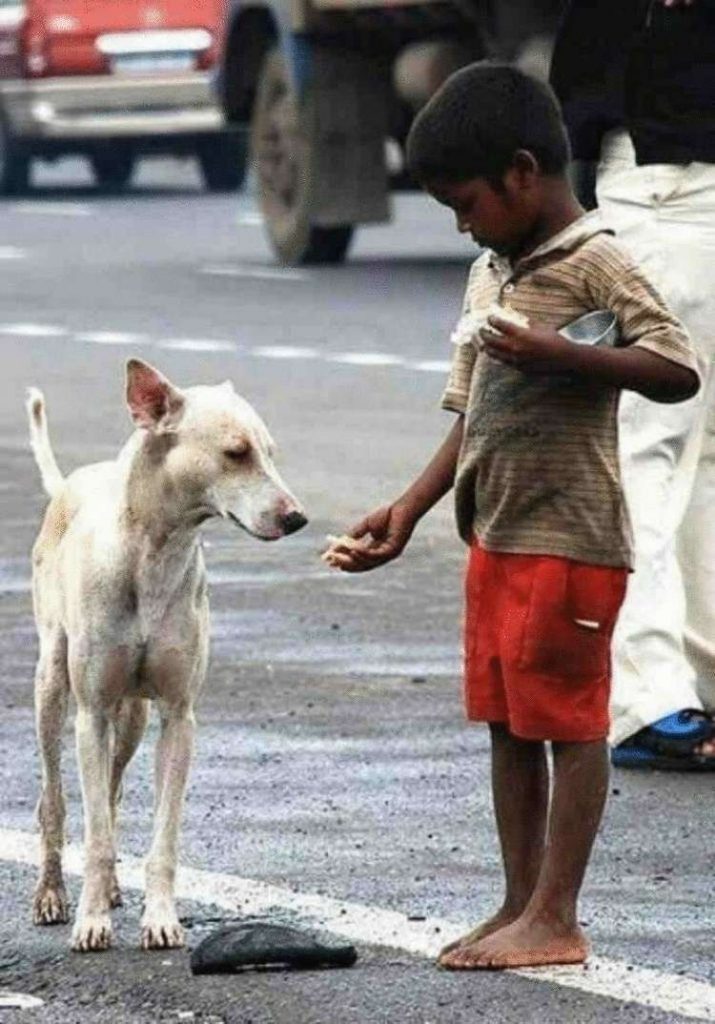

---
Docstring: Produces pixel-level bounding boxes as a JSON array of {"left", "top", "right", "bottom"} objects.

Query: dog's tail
[{"left": 26, "top": 388, "right": 63, "bottom": 498}]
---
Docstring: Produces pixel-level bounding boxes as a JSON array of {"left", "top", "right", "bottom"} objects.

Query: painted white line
[
  {"left": 237, "top": 212, "right": 263, "bottom": 227},
  {"left": 411, "top": 359, "right": 452, "bottom": 373},
  {"left": 2, "top": 826, "right": 714, "bottom": 1021},
  {"left": 0, "top": 323, "right": 67, "bottom": 338},
  {"left": 0, "top": 991, "right": 44, "bottom": 1009},
  {"left": 76, "top": 331, "right": 147, "bottom": 346},
  {"left": 159, "top": 339, "right": 237, "bottom": 353},
  {"left": 0, "top": 246, "right": 26, "bottom": 260},
  {"left": 12, "top": 202, "right": 92, "bottom": 217},
  {"left": 251, "top": 345, "right": 319, "bottom": 360},
  {"left": 329, "top": 352, "right": 405, "bottom": 367},
  {"left": 200, "top": 265, "right": 309, "bottom": 282}
]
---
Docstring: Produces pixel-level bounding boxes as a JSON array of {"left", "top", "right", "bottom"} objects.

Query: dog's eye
[{"left": 224, "top": 448, "right": 248, "bottom": 462}]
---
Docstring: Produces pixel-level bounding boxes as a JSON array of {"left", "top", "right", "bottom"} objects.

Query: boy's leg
[
  {"left": 439, "top": 723, "right": 548, "bottom": 963},
  {"left": 443, "top": 738, "right": 608, "bottom": 970}
]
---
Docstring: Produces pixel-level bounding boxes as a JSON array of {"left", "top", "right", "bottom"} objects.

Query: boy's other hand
[
  {"left": 480, "top": 316, "right": 576, "bottom": 375},
  {"left": 321, "top": 503, "right": 415, "bottom": 573}
]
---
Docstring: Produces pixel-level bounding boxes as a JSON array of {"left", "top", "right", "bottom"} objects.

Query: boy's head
[{"left": 406, "top": 63, "right": 572, "bottom": 255}]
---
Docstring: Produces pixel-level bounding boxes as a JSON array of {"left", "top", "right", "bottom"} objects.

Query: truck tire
[
  {"left": 0, "top": 118, "right": 30, "bottom": 196},
  {"left": 91, "top": 149, "right": 135, "bottom": 192},
  {"left": 198, "top": 132, "right": 247, "bottom": 193},
  {"left": 251, "top": 47, "right": 353, "bottom": 265}
]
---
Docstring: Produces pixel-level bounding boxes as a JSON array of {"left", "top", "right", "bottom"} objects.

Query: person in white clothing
[{"left": 551, "top": 0, "right": 715, "bottom": 768}]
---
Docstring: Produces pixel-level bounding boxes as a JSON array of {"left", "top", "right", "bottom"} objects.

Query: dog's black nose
[{"left": 281, "top": 511, "right": 308, "bottom": 535}]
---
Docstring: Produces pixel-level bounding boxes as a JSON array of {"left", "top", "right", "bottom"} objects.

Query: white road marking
[
  {"left": 0, "top": 246, "right": 26, "bottom": 260},
  {"left": 237, "top": 212, "right": 263, "bottom": 226},
  {"left": 0, "top": 991, "right": 44, "bottom": 1009},
  {"left": 0, "top": 323, "right": 67, "bottom": 338},
  {"left": 76, "top": 331, "right": 147, "bottom": 345},
  {"left": 159, "top": 339, "right": 237, "bottom": 353},
  {"left": 200, "top": 264, "right": 310, "bottom": 282},
  {"left": 12, "top": 202, "right": 92, "bottom": 217},
  {"left": 0, "top": 318, "right": 449, "bottom": 382},
  {"left": 329, "top": 352, "right": 405, "bottom": 367},
  {"left": 1, "top": 826, "right": 714, "bottom": 1021},
  {"left": 411, "top": 359, "right": 453, "bottom": 373},
  {"left": 251, "top": 345, "right": 319, "bottom": 360}
]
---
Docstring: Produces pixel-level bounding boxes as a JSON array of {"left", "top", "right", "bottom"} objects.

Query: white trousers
[{"left": 596, "top": 129, "right": 715, "bottom": 744}]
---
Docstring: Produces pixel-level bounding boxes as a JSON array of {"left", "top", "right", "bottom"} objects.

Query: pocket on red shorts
[{"left": 517, "top": 558, "right": 627, "bottom": 679}]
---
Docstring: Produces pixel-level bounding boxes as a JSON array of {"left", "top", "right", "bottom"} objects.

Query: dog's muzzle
[{"left": 280, "top": 511, "right": 308, "bottom": 535}]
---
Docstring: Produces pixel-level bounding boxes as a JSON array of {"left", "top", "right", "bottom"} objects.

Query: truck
[
  {"left": 0, "top": 0, "right": 245, "bottom": 194},
  {"left": 216, "top": 0, "right": 561, "bottom": 264}
]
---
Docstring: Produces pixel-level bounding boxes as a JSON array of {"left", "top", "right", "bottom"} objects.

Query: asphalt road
[{"left": 0, "top": 155, "right": 714, "bottom": 1024}]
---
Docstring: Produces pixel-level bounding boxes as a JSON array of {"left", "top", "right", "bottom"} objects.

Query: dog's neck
[{"left": 119, "top": 431, "right": 212, "bottom": 551}]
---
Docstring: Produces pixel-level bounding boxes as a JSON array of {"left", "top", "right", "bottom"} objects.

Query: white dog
[{"left": 27, "top": 359, "right": 306, "bottom": 952}]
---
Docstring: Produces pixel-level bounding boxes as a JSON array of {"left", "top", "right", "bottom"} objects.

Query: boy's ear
[
  {"left": 125, "top": 359, "right": 185, "bottom": 432},
  {"left": 510, "top": 149, "right": 541, "bottom": 187}
]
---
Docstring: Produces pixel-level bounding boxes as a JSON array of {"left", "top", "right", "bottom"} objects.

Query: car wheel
[
  {"left": 0, "top": 118, "right": 31, "bottom": 196},
  {"left": 91, "top": 150, "right": 135, "bottom": 192},
  {"left": 198, "top": 132, "right": 247, "bottom": 193},
  {"left": 251, "top": 47, "right": 353, "bottom": 265}
]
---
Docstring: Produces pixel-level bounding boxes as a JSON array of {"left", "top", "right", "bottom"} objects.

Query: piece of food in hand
[
  {"left": 487, "top": 303, "right": 530, "bottom": 331},
  {"left": 451, "top": 304, "right": 529, "bottom": 348},
  {"left": 322, "top": 533, "right": 365, "bottom": 568},
  {"left": 450, "top": 311, "right": 484, "bottom": 347}
]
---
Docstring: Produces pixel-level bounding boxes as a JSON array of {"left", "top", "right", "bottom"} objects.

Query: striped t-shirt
[{"left": 441, "top": 211, "right": 699, "bottom": 569}]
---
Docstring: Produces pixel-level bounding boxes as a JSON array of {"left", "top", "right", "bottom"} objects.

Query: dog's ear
[{"left": 126, "top": 359, "right": 185, "bottom": 432}]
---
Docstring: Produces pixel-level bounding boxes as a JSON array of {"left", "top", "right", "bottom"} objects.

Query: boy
[{"left": 323, "top": 63, "right": 700, "bottom": 970}]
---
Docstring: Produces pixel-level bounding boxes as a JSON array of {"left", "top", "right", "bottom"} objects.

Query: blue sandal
[{"left": 611, "top": 709, "right": 715, "bottom": 771}]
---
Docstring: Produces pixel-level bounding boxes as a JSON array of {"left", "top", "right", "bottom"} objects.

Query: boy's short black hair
[{"left": 406, "top": 62, "right": 571, "bottom": 186}]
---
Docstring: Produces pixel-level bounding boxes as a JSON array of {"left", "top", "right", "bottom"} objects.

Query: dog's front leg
[
  {"left": 72, "top": 703, "right": 115, "bottom": 952},
  {"left": 141, "top": 700, "right": 195, "bottom": 950}
]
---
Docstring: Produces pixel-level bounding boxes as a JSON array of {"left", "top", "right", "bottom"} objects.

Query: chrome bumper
[{"left": 0, "top": 72, "right": 225, "bottom": 140}]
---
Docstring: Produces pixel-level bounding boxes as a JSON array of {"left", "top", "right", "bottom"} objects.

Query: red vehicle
[{"left": 0, "top": 0, "right": 245, "bottom": 193}]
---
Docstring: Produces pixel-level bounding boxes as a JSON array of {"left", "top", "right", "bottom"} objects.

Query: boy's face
[{"left": 427, "top": 173, "right": 536, "bottom": 257}]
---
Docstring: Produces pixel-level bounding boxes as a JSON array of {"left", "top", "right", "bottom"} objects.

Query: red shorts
[{"left": 464, "top": 544, "right": 628, "bottom": 742}]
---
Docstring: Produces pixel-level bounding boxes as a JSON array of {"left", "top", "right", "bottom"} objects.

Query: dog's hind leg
[
  {"left": 108, "top": 697, "right": 149, "bottom": 908},
  {"left": 32, "top": 630, "right": 70, "bottom": 926}
]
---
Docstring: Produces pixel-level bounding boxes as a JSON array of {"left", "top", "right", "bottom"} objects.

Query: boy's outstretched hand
[
  {"left": 322, "top": 503, "right": 416, "bottom": 573},
  {"left": 481, "top": 315, "right": 577, "bottom": 375}
]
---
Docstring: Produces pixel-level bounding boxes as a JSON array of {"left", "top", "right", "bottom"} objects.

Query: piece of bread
[
  {"left": 487, "top": 303, "right": 530, "bottom": 329},
  {"left": 450, "top": 303, "right": 529, "bottom": 348},
  {"left": 322, "top": 534, "right": 364, "bottom": 567}
]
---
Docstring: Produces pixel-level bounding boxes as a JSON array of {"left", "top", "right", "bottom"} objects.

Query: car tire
[
  {"left": 251, "top": 47, "right": 353, "bottom": 265},
  {"left": 0, "top": 118, "right": 31, "bottom": 196},
  {"left": 197, "top": 132, "right": 247, "bottom": 193},
  {"left": 91, "top": 150, "right": 135, "bottom": 192}
]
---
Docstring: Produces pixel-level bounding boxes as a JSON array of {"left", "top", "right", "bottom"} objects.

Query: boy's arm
[
  {"left": 324, "top": 415, "right": 464, "bottom": 573},
  {"left": 482, "top": 236, "right": 701, "bottom": 403},
  {"left": 481, "top": 320, "right": 698, "bottom": 403}
]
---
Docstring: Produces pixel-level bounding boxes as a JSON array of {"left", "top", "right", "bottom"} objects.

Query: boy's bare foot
[
  {"left": 439, "top": 915, "right": 589, "bottom": 970},
  {"left": 437, "top": 909, "right": 520, "bottom": 964}
]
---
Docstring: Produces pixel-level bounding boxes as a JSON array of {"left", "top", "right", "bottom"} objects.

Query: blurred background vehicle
[
  {"left": 0, "top": 0, "right": 245, "bottom": 195},
  {"left": 217, "top": 0, "right": 561, "bottom": 264}
]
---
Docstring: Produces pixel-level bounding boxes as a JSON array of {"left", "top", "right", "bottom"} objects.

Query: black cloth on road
[{"left": 190, "top": 921, "right": 358, "bottom": 974}]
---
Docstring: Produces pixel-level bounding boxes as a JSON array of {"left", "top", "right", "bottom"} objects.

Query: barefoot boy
[{"left": 323, "top": 63, "right": 700, "bottom": 970}]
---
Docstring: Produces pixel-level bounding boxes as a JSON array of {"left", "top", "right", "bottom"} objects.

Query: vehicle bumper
[{"left": 0, "top": 72, "right": 225, "bottom": 141}]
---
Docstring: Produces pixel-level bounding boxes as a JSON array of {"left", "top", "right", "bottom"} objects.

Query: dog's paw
[
  {"left": 140, "top": 913, "right": 185, "bottom": 950},
  {"left": 33, "top": 885, "right": 70, "bottom": 926},
  {"left": 72, "top": 913, "right": 113, "bottom": 952}
]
